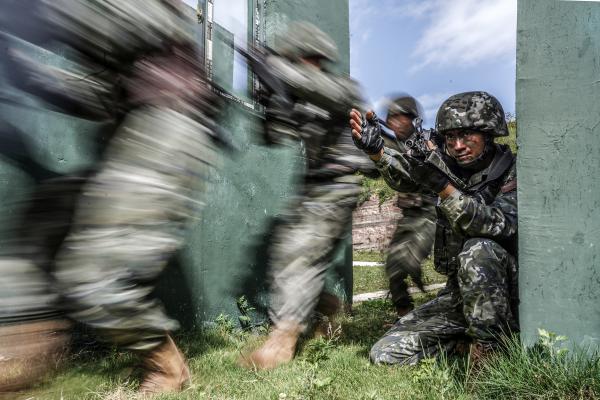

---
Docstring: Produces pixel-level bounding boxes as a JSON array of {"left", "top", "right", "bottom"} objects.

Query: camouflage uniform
[
  {"left": 3, "top": 0, "right": 221, "bottom": 352},
  {"left": 369, "top": 92, "right": 518, "bottom": 365},
  {"left": 260, "top": 23, "right": 367, "bottom": 330},
  {"left": 378, "top": 96, "right": 436, "bottom": 312},
  {"left": 386, "top": 192, "right": 436, "bottom": 311}
]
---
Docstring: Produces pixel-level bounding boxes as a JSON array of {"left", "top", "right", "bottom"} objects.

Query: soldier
[
  {"left": 243, "top": 22, "right": 367, "bottom": 370},
  {"left": 379, "top": 96, "right": 437, "bottom": 317},
  {"left": 350, "top": 91, "right": 518, "bottom": 365},
  {"left": 1, "top": 0, "right": 223, "bottom": 394}
]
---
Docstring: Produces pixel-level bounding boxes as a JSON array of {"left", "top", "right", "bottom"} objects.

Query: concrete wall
[
  {"left": 517, "top": 0, "right": 600, "bottom": 349},
  {"left": 0, "top": 0, "right": 352, "bottom": 328}
]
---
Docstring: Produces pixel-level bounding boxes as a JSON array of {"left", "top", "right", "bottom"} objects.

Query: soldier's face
[
  {"left": 386, "top": 113, "right": 414, "bottom": 140},
  {"left": 444, "top": 130, "right": 486, "bottom": 166}
]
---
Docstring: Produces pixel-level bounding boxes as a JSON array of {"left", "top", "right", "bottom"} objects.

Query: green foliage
[
  {"left": 236, "top": 295, "right": 256, "bottom": 330},
  {"left": 302, "top": 326, "right": 341, "bottom": 365},
  {"left": 214, "top": 313, "right": 236, "bottom": 335},
  {"left": 358, "top": 176, "right": 396, "bottom": 205},
  {"left": 496, "top": 119, "right": 518, "bottom": 153}
]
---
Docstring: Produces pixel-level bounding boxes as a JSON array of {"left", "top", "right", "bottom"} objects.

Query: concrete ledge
[{"left": 353, "top": 261, "right": 384, "bottom": 267}]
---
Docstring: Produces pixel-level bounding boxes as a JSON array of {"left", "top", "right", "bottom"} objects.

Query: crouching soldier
[{"left": 350, "top": 91, "right": 518, "bottom": 365}]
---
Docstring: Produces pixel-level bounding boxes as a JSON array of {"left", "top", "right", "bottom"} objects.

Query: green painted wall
[
  {"left": 0, "top": 0, "right": 353, "bottom": 328},
  {"left": 517, "top": 0, "right": 600, "bottom": 349},
  {"left": 164, "top": 0, "right": 353, "bottom": 327},
  {"left": 264, "top": 0, "right": 351, "bottom": 75}
]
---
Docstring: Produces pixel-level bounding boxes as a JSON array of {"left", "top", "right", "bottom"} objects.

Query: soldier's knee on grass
[{"left": 369, "top": 332, "right": 423, "bottom": 366}]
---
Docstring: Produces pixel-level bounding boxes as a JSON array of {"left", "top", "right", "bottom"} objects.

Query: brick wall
[{"left": 352, "top": 195, "right": 402, "bottom": 251}]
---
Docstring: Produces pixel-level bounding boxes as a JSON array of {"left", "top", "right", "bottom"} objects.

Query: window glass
[{"left": 213, "top": 0, "right": 249, "bottom": 99}]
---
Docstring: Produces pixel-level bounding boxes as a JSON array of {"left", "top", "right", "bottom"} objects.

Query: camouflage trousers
[
  {"left": 386, "top": 204, "right": 436, "bottom": 310},
  {"left": 0, "top": 175, "right": 86, "bottom": 324},
  {"left": 371, "top": 238, "right": 518, "bottom": 365},
  {"left": 268, "top": 175, "right": 361, "bottom": 330},
  {"left": 54, "top": 107, "right": 217, "bottom": 351}
]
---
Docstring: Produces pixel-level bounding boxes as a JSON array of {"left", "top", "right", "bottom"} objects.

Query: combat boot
[
  {"left": 313, "top": 292, "right": 341, "bottom": 339},
  {"left": 383, "top": 302, "right": 414, "bottom": 329},
  {"left": 469, "top": 341, "right": 496, "bottom": 370},
  {"left": 138, "top": 335, "right": 190, "bottom": 396},
  {"left": 395, "top": 303, "right": 414, "bottom": 318},
  {"left": 243, "top": 321, "right": 301, "bottom": 370},
  {"left": 0, "top": 319, "right": 71, "bottom": 393}
]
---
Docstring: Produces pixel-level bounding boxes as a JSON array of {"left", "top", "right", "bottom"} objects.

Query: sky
[
  {"left": 182, "top": 0, "right": 249, "bottom": 95},
  {"left": 180, "top": 0, "right": 518, "bottom": 127},
  {"left": 349, "top": 0, "right": 517, "bottom": 127}
]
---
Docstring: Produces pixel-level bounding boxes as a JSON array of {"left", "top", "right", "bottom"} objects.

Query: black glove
[
  {"left": 352, "top": 113, "right": 384, "bottom": 155},
  {"left": 406, "top": 156, "right": 450, "bottom": 193}
]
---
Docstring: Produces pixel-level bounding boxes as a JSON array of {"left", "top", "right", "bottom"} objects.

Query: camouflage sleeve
[
  {"left": 374, "top": 147, "right": 422, "bottom": 193},
  {"left": 40, "top": 0, "right": 193, "bottom": 66},
  {"left": 265, "top": 55, "right": 362, "bottom": 115},
  {"left": 438, "top": 170, "right": 517, "bottom": 240},
  {"left": 262, "top": 94, "right": 301, "bottom": 146},
  {"left": 5, "top": 51, "right": 115, "bottom": 120}
]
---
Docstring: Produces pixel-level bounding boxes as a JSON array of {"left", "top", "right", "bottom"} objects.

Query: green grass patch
[
  {"left": 18, "top": 296, "right": 600, "bottom": 400},
  {"left": 353, "top": 250, "right": 385, "bottom": 263},
  {"left": 353, "top": 266, "right": 388, "bottom": 294},
  {"left": 353, "top": 252, "right": 446, "bottom": 295}
]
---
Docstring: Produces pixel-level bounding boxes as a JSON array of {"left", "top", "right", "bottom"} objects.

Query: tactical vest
[{"left": 433, "top": 145, "right": 517, "bottom": 276}]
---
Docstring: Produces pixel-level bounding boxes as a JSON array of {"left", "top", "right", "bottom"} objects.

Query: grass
[
  {"left": 358, "top": 176, "right": 396, "bottom": 205},
  {"left": 353, "top": 251, "right": 446, "bottom": 295},
  {"left": 17, "top": 294, "right": 600, "bottom": 400}
]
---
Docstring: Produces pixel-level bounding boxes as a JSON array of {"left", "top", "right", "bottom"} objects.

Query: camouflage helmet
[
  {"left": 274, "top": 21, "right": 339, "bottom": 62},
  {"left": 435, "top": 91, "right": 508, "bottom": 137},
  {"left": 385, "top": 95, "right": 423, "bottom": 120}
]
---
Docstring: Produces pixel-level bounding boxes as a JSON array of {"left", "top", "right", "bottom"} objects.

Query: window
[{"left": 204, "top": 0, "right": 263, "bottom": 110}]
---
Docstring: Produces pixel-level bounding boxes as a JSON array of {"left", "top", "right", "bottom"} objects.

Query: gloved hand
[
  {"left": 350, "top": 110, "right": 384, "bottom": 155},
  {"left": 406, "top": 156, "right": 450, "bottom": 193}
]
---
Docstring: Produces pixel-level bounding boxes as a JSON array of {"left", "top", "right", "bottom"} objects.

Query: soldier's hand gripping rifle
[{"left": 373, "top": 115, "right": 468, "bottom": 191}]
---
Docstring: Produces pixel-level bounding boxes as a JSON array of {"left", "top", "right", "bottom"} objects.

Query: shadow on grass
[{"left": 176, "top": 329, "right": 232, "bottom": 359}]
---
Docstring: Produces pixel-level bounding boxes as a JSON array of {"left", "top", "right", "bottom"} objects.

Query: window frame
[{"left": 204, "top": 0, "right": 264, "bottom": 112}]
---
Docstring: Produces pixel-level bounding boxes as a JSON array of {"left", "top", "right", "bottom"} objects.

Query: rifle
[
  {"left": 375, "top": 115, "right": 468, "bottom": 191},
  {"left": 233, "top": 43, "right": 293, "bottom": 109},
  {"left": 376, "top": 116, "right": 438, "bottom": 157}
]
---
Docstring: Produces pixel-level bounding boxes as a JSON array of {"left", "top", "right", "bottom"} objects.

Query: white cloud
[
  {"left": 417, "top": 92, "right": 451, "bottom": 110},
  {"left": 416, "top": 92, "right": 452, "bottom": 125},
  {"left": 410, "top": 0, "right": 517, "bottom": 71}
]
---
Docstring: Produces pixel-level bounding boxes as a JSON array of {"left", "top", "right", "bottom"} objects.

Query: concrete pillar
[{"left": 517, "top": 0, "right": 600, "bottom": 348}]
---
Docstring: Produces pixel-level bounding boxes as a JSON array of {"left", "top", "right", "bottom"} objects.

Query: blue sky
[
  {"left": 349, "top": 0, "right": 517, "bottom": 127},
  {"left": 181, "top": 0, "right": 517, "bottom": 127}
]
